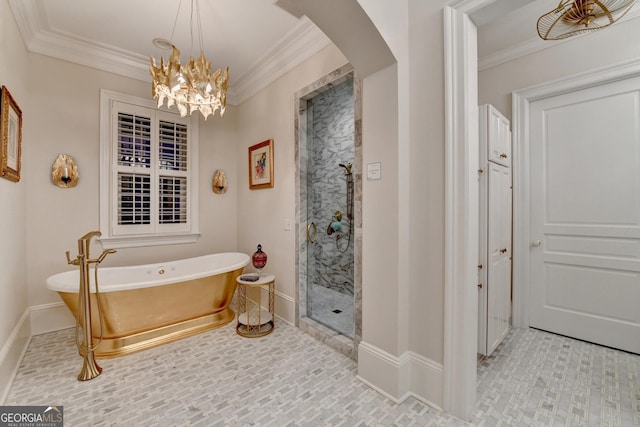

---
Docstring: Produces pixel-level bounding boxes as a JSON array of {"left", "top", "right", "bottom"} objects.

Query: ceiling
[
  {"left": 8, "top": 0, "right": 331, "bottom": 105},
  {"left": 8, "top": 0, "right": 640, "bottom": 104},
  {"left": 476, "top": 0, "right": 640, "bottom": 71}
]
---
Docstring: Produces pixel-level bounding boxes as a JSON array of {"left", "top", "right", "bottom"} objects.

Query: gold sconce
[
  {"left": 52, "top": 154, "right": 79, "bottom": 188},
  {"left": 212, "top": 169, "right": 227, "bottom": 194}
]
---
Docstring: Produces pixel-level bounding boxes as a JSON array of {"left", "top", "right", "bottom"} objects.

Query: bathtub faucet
[
  {"left": 66, "top": 230, "right": 117, "bottom": 381},
  {"left": 66, "top": 231, "right": 116, "bottom": 266}
]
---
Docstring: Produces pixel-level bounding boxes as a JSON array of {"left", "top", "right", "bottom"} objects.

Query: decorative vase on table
[{"left": 252, "top": 244, "right": 267, "bottom": 277}]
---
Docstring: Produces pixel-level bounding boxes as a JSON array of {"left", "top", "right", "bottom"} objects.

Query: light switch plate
[{"left": 367, "top": 162, "right": 382, "bottom": 180}]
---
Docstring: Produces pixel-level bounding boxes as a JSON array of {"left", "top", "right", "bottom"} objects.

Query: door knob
[
  {"left": 531, "top": 240, "right": 542, "bottom": 247},
  {"left": 500, "top": 153, "right": 508, "bottom": 158},
  {"left": 500, "top": 248, "right": 508, "bottom": 254}
]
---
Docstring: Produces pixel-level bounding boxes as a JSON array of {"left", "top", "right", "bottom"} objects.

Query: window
[{"left": 100, "top": 90, "right": 199, "bottom": 248}]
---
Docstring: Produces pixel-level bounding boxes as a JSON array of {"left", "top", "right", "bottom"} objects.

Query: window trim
[{"left": 99, "top": 89, "right": 200, "bottom": 249}]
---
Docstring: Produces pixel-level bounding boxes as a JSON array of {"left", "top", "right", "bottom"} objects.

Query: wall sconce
[
  {"left": 213, "top": 169, "right": 227, "bottom": 194},
  {"left": 52, "top": 154, "right": 79, "bottom": 188}
]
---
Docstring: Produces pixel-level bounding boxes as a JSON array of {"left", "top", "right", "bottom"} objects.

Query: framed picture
[
  {"left": 248, "top": 139, "right": 274, "bottom": 189},
  {"left": 1, "top": 86, "right": 22, "bottom": 182}
]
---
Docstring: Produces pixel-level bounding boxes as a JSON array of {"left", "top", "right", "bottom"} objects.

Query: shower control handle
[{"left": 307, "top": 222, "right": 317, "bottom": 243}]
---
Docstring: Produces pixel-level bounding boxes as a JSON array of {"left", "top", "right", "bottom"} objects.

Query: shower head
[{"left": 339, "top": 162, "right": 352, "bottom": 175}]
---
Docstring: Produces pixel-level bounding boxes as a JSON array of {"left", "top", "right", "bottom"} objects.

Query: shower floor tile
[{"left": 308, "top": 284, "right": 354, "bottom": 338}]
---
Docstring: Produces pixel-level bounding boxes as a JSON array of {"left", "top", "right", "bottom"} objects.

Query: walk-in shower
[{"left": 295, "top": 65, "right": 362, "bottom": 358}]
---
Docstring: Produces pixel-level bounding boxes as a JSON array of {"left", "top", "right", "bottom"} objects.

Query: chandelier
[
  {"left": 537, "top": 0, "right": 637, "bottom": 40},
  {"left": 149, "top": 0, "right": 229, "bottom": 120}
]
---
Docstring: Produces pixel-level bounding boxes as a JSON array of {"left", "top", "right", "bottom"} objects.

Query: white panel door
[{"left": 530, "top": 76, "right": 640, "bottom": 354}]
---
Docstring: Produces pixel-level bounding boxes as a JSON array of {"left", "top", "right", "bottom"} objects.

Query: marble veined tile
[{"left": 5, "top": 324, "right": 640, "bottom": 426}]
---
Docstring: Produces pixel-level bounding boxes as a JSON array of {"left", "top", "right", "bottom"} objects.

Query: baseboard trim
[
  {"left": 0, "top": 309, "right": 31, "bottom": 404},
  {"left": 357, "top": 341, "right": 443, "bottom": 410},
  {"left": 29, "top": 302, "right": 74, "bottom": 335},
  {"left": 356, "top": 373, "right": 403, "bottom": 404},
  {"left": 407, "top": 351, "right": 444, "bottom": 411},
  {"left": 273, "top": 289, "right": 295, "bottom": 325}
]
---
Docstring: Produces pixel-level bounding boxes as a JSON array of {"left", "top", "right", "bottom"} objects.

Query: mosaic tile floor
[{"left": 5, "top": 321, "right": 640, "bottom": 426}]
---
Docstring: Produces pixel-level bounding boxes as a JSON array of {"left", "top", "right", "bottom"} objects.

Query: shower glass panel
[{"left": 305, "top": 77, "right": 355, "bottom": 338}]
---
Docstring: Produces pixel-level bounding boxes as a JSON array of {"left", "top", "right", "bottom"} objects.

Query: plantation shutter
[
  {"left": 110, "top": 103, "right": 191, "bottom": 236},
  {"left": 118, "top": 173, "right": 151, "bottom": 225},
  {"left": 100, "top": 90, "right": 198, "bottom": 248},
  {"left": 157, "top": 118, "right": 190, "bottom": 230}
]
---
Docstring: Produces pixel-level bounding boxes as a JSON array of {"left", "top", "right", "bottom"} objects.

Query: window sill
[{"left": 99, "top": 233, "right": 201, "bottom": 249}]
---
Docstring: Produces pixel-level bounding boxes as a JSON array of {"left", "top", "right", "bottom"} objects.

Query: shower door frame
[{"left": 294, "top": 64, "right": 362, "bottom": 359}]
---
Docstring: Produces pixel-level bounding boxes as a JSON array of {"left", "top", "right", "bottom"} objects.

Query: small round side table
[{"left": 235, "top": 273, "right": 275, "bottom": 337}]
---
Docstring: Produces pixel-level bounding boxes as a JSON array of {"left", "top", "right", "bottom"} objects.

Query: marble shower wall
[
  {"left": 295, "top": 63, "right": 362, "bottom": 359},
  {"left": 307, "top": 78, "right": 354, "bottom": 296}
]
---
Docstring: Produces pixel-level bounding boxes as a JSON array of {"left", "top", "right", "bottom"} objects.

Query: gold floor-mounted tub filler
[{"left": 47, "top": 250, "right": 249, "bottom": 360}]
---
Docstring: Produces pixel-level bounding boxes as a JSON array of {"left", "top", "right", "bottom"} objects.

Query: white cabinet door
[
  {"left": 530, "top": 76, "right": 640, "bottom": 354},
  {"left": 486, "top": 162, "right": 511, "bottom": 355},
  {"left": 479, "top": 104, "right": 513, "bottom": 357},
  {"left": 481, "top": 104, "right": 511, "bottom": 167}
]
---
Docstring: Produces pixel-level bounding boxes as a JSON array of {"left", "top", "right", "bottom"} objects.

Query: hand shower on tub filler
[{"left": 64, "top": 231, "right": 117, "bottom": 381}]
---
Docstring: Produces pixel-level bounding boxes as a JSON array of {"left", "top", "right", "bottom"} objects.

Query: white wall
[
  {"left": 2, "top": 0, "right": 457, "bottom": 409},
  {"left": 361, "top": 1, "right": 449, "bottom": 407},
  {"left": 235, "top": 44, "right": 349, "bottom": 322},
  {"left": 0, "top": 0, "right": 29, "bottom": 397},
  {"left": 360, "top": 64, "right": 400, "bottom": 353},
  {"left": 479, "top": 17, "right": 640, "bottom": 118},
  {"left": 407, "top": 0, "right": 446, "bottom": 363},
  {"left": 23, "top": 54, "right": 240, "bottom": 315},
  {"left": 0, "top": 36, "right": 239, "bottom": 393}
]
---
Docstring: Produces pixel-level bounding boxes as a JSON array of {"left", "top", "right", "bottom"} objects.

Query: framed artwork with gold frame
[
  {"left": 248, "top": 139, "right": 274, "bottom": 189},
  {"left": 1, "top": 86, "right": 22, "bottom": 182}
]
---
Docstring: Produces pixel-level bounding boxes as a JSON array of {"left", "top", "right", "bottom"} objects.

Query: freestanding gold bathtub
[{"left": 46, "top": 252, "right": 249, "bottom": 358}]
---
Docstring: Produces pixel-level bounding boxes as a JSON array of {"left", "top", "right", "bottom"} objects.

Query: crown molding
[
  {"left": 478, "top": 36, "right": 548, "bottom": 71},
  {"left": 9, "top": 0, "right": 151, "bottom": 81},
  {"left": 8, "top": 0, "right": 331, "bottom": 106},
  {"left": 479, "top": 6, "right": 640, "bottom": 72},
  {"left": 8, "top": 0, "right": 43, "bottom": 43},
  {"left": 227, "top": 16, "right": 332, "bottom": 105}
]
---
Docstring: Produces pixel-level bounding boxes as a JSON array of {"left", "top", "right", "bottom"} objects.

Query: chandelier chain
[
  {"left": 169, "top": 0, "right": 184, "bottom": 47},
  {"left": 196, "top": 0, "right": 205, "bottom": 55}
]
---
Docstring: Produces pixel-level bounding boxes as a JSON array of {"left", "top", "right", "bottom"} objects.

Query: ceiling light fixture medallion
[
  {"left": 149, "top": 0, "right": 229, "bottom": 120},
  {"left": 537, "top": 0, "right": 637, "bottom": 40}
]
